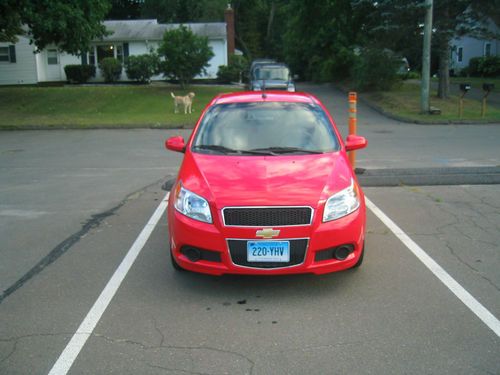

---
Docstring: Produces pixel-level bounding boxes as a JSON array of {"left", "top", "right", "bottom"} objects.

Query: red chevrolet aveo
[{"left": 165, "top": 91, "right": 367, "bottom": 275}]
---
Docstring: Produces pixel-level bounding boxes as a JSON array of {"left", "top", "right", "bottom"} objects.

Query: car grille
[
  {"left": 227, "top": 239, "right": 308, "bottom": 268},
  {"left": 223, "top": 207, "right": 312, "bottom": 226}
]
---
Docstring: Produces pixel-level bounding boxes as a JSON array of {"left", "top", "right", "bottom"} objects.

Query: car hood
[{"left": 180, "top": 152, "right": 353, "bottom": 208}]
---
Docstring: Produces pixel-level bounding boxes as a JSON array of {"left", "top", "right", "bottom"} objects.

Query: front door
[{"left": 45, "top": 49, "right": 61, "bottom": 81}]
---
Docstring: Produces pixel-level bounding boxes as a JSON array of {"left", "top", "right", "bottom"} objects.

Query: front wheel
[{"left": 170, "top": 250, "right": 185, "bottom": 271}]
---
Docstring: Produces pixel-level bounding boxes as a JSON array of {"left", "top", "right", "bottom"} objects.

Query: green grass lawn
[
  {"left": 362, "top": 82, "right": 500, "bottom": 123},
  {"left": 0, "top": 84, "right": 240, "bottom": 129},
  {"left": 436, "top": 77, "right": 500, "bottom": 90}
]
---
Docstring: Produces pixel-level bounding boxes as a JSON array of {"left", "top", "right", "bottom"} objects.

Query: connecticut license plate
[{"left": 247, "top": 241, "right": 290, "bottom": 262}]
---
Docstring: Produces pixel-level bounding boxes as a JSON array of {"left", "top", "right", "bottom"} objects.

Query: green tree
[
  {"left": 283, "top": 0, "right": 357, "bottom": 81},
  {"left": 106, "top": 0, "right": 142, "bottom": 19},
  {"left": 353, "top": 0, "right": 499, "bottom": 98},
  {"left": 140, "top": 0, "right": 227, "bottom": 23},
  {"left": 158, "top": 25, "right": 214, "bottom": 88},
  {"left": 0, "top": 0, "right": 110, "bottom": 54}
]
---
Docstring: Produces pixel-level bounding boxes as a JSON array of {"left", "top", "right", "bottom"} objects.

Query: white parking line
[
  {"left": 48, "top": 193, "right": 169, "bottom": 375},
  {"left": 365, "top": 196, "right": 500, "bottom": 338}
]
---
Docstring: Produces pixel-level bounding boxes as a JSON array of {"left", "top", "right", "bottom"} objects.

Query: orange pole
[{"left": 348, "top": 92, "right": 357, "bottom": 168}]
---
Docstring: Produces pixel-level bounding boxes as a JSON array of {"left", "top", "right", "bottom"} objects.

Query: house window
[
  {"left": 484, "top": 42, "right": 491, "bottom": 57},
  {"left": 457, "top": 47, "right": 463, "bottom": 63},
  {"left": 116, "top": 45, "right": 123, "bottom": 62},
  {"left": 0, "top": 46, "right": 9, "bottom": 62},
  {"left": 89, "top": 48, "right": 96, "bottom": 65},
  {"left": 47, "top": 49, "right": 58, "bottom": 65}
]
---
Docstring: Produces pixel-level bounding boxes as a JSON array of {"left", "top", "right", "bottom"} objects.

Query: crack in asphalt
[
  {"left": 1, "top": 330, "right": 254, "bottom": 375},
  {"left": 401, "top": 186, "right": 500, "bottom": 292},
  {"left": 0, "top": 178, "right": 166, "bottom": 305},
  {"left": 93, "top": 333, "right": 255, "bottom": 375},
  {"left": 142, "top": 362, "right": 211, "bottom": 375},
  {"left": 0, "top": 332, "right": 73, "bottom": 366}
]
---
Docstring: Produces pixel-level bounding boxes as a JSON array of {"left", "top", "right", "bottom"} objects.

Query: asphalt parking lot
[{"left": 1, "top": 84, "right": 499, "bottom": 374}]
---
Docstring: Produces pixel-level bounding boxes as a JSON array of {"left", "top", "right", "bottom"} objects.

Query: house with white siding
[
  {"left": 450, "top": 18, "right": 499, "bottom": 74},
  {"left": 0, "top": 14, "right": 234, "bottom": 85}
]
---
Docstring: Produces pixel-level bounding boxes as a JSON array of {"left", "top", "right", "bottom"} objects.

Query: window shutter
[
  {"left": 81, "top": 53, "right": 87, "bottom": 65},
  {"left": 123, "top": 43, "right": 129, "bottom": 59},
  {"left": 9, "top": 45, "right": 16, "bottom": 63}
]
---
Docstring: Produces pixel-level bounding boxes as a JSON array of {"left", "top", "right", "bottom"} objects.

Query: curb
[{"left": 356, "top": 166, "right": 500, "bottom": 187}]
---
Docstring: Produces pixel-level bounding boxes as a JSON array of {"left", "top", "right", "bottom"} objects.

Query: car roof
[
  {"left": 212, "top": 91, "right": 319, "bottom": 105},
  {"left": 254, "top": 63, "right": 290, "bottom": 69}
]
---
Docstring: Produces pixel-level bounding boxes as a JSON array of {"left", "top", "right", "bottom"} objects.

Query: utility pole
[{"left": 421, "top": 0, "right": 433, "bottom": 113}]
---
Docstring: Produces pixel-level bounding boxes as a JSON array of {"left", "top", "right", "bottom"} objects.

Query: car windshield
[
  {"left": 192, "top": 102, "right": 340, "bottom": 155},
  {"left": 254, "top": 67, "right": 290, "bottom": 81}
]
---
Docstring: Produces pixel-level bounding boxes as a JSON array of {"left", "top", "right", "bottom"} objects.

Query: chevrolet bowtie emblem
[{"left": 256, "top": 228, "right": 280, "bottom": 239}]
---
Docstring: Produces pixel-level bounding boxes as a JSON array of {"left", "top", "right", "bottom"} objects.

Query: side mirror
[
  {"left": 293, "top": 74, "right": 299, "bottom": 81},
  {"left": 165, "top": 136, "right": 186, "bottom": 153},
  {"left": 345, "top": 135, "right": 367, "bottom": 152}
]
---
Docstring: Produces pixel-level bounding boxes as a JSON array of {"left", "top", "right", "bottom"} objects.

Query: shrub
[
  {"left": 125, "top": 53, "right": 160, "bottom": 83},
  {"left": 64, "top": 65, "right": 96, "bottom": 83},
  {"left": 351, "top": 48, "right": 401, "bottom": 91},
  {"left": 217, "top": 55, "right": 248, "bottom": 83},
  {"left": 468, "top": 57, "right": 482, "bottom": 76},
  {"left": 99, "top": 57, "right": 122, "bottom": 83},
  {"left": 478, "top": 56, "right": 500, "bottom": 77},
  {"left": 467, "top": 56, "right": 500, "bottom": 77}
]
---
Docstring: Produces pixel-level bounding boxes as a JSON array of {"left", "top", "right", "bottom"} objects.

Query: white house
[
  {"left": 450, "top": 18, "right": 499, "bottom": 74},
  {"left": 0, "top": 19, "right": 231, "bottom": 85}
]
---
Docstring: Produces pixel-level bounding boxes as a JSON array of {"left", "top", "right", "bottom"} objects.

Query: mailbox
[
  {"left": 460, "top": 83, "right": 471, "bottom": 92},
  {"left": 483, "top": 83, "right": 495, "bottom": 92}
]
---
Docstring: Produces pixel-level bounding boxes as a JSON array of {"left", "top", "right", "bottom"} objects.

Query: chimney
[{"left": 224, "top": 4, "right": 235, "bottom": 56}]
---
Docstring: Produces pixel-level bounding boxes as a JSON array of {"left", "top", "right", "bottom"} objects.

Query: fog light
[
  {"left": 334, "top": 245, "right": 353, "bottom": 260},
  {"left": 183, "top": 247, "right": 201, "bottom": 262}
]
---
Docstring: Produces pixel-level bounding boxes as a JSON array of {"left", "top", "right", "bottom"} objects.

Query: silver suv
[{"left": 249, "top": 62, "right": 296, "bottom": 92}]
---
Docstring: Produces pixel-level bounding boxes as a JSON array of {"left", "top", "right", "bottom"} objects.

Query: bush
[
  {"left": 99, "top": 57, "right": 122, "bottom": 83},
  {"left": 217, "top": 55, "right": 248, "bottom": 83},
  {"left": 468, "top": 57, "right": 482, "bottom": 76},
  {"left": 125, "top": 53, "right": 160, "bottom": 83},
  {"left": 467, "top": 56, "right": 500, "bottom": 77},
  {"left": 351, "top": 48, "right": 401, "bottom": 91},
  {"left": 310, "top": 48, "right": 354, "bottom": 82},
  {"left": 64, "top": 65, "right": 96, "bottom": 83}
]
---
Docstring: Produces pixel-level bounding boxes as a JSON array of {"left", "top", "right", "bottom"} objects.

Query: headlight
[
  {"left": 174, "top": 183, "right": 212, "bottom": 223},
  {"left": 323, "top": 179, "right": 360, "bottom": 222},
  {"left": 253, "top": 85, "right": 261, "bottom": 91},
  {"left": 287, "top": 84, "right": 296, "bottom": 92}
]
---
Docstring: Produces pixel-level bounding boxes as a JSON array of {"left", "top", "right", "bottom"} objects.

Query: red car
[{"left": 165, "top": 91, "right": 367, "bottom": 275}]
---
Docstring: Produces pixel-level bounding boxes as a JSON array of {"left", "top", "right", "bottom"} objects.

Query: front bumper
[{"left": 167, "top": 200, "right": 366, "bottom": 276}]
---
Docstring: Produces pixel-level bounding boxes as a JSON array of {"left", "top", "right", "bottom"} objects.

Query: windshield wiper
[
  {"left": 192, "top": 145, "right": 273, "bottom": 155},
  {"left": 249, "top": 147, "right": 324, "bottom": 155}
]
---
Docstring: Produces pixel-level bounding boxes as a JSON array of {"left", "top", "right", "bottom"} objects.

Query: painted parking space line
[
  {"left": 47, "top": 193, "right": 169, "bottom": 375},
  {"left": 365, "top": 196, "right": 500, "bottom": 338}
]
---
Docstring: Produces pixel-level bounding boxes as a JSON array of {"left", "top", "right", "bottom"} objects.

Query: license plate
[{"left": 247, "top": 241, "right": 290, "bottom": 262}]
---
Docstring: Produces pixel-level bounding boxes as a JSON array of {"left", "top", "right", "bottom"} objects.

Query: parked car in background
[
  {"left": 250, "top": 62, "right": 296, "bottom": 92},
  {"left": 164, "top": 91, "right": 368, "bottom": 276}
]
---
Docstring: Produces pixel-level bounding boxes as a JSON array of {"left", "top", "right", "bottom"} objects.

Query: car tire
[
  {"left": 170, "top": 250, "right": 185, "bottom": 271},
  {"left": 169, "top": 242, "right": 185, "bottom": 271},
  {"left": 352, "top": 244, "right": 365, "bottom": 269}
]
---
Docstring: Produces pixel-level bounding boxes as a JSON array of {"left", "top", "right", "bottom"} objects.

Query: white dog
[{"left": 171, "top": 92, "right": 195, "bottom": 114}]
